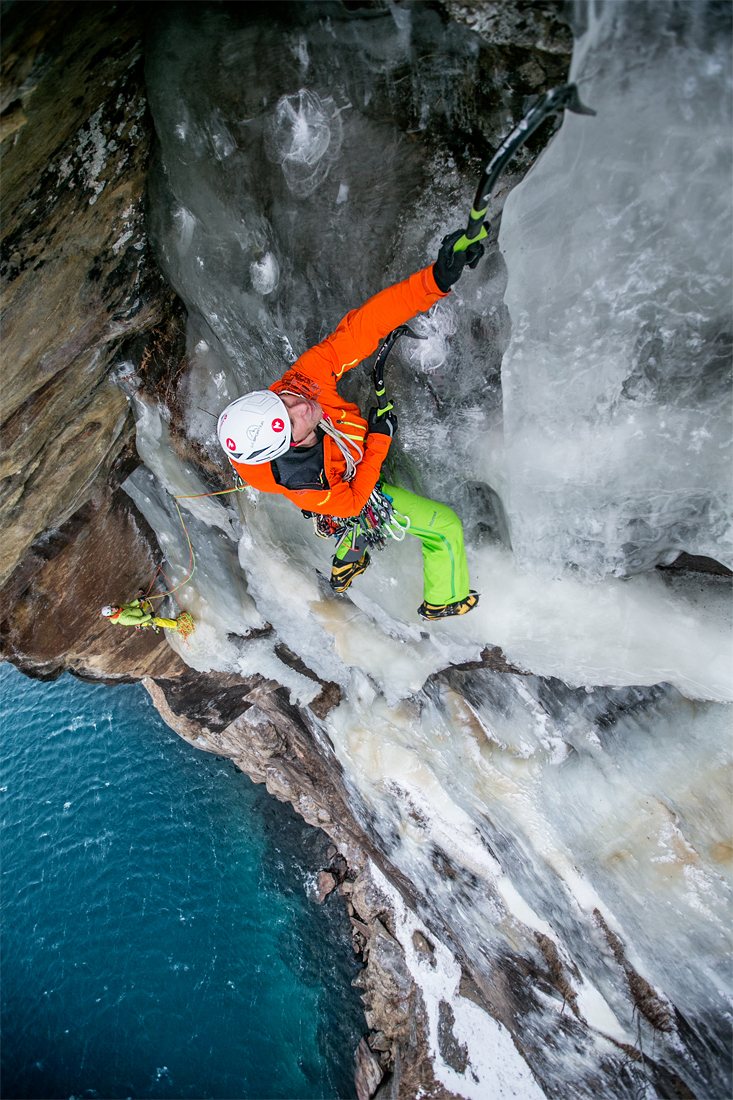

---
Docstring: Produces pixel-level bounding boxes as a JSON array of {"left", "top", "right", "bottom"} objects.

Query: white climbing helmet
[
  {"left": 101, "top": 606, "right": 115, "bottom": 617},
  {"left": 217, "top": 390, "right": 291, "bottom": 464}
]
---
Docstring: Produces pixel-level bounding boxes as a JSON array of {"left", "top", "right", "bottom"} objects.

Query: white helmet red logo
[{"left": 217, "top": 391, "right": 292, "bottom": 464}]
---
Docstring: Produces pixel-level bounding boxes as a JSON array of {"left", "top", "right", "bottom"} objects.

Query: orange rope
[
  {"left": 143, "top": 483, "right": 244, "bottom": 602},
  {"left": 173, "top": 486, "right": 245, "bottom": 501},
  {"left": 153, "top": 564, "right": 185, "bottom": 612}
]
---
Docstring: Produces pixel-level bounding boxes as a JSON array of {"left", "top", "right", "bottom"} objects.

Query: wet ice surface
[
  {"left": 129, "top": 402, "right": 732, "bottom": 706},
  {"left": 126, "top": 3, "right": 733, "bottom": 1096},
  {"left": 499, "top": 2, "right": 732, "bottom": 580}
]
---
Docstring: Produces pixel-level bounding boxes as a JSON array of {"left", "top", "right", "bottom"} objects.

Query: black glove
[
  {"left": 432, "top": 227, "right": 486, "bottom": 292},
  {"left": 368, "top": 405, "right": 398, "bottom": 438}
]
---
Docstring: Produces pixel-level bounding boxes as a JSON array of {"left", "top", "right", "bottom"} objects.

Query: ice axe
[
  {"left": 372, "top": 324, "right": 427, "bottom": 421},
  {"left": 453, "top": 82, "right": 596, "bottom": 254}
]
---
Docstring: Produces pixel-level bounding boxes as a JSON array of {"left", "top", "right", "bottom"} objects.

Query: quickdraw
[{"left": 306, "top": 483, "right": 410, "bottom": 554}]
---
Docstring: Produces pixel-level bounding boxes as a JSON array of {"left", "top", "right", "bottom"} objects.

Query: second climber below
[{"left": 216, "top": 231, "right": 484, "bottom": 620}]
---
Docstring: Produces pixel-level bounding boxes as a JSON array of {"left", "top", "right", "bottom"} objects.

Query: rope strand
[
  {"left": 319, "top": 418, "right": 363, "bottom": 481},
  {"left": 143, "top": 483, "right": 244, "bottom": 601}
]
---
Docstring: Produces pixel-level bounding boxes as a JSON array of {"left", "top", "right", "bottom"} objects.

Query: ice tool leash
[{"left": 452, "top": 82, "right": 596, "bottom": 255}]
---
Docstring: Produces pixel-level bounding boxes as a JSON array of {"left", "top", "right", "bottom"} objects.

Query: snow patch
[{"left": 369, "top": 864, "right": 546, "bottom": 1100}]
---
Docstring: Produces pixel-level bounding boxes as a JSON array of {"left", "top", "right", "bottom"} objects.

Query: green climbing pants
[{"left": 335, "top": 483, "right": 470, "bottom": 606}]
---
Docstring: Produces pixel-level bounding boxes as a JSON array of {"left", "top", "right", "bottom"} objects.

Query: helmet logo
[
  {"left": 226, "top": 437, "right": 236, "bottom": 451},
  {"left": 272, "top": 418, "right": 285, "bottom": 433},
  {"left": 246, "top": 420, "right": 264, "bottom": 442}
]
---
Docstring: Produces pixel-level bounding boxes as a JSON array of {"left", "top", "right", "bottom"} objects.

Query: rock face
[
  {"left": 445, "top": 0, "right": 573, "bottom": 55},
  {"left": 0, "top": 0, "right": 177, "bottom": 590},
  {"left": 0, "top": 479, "right": 186, "bottom": 681}
]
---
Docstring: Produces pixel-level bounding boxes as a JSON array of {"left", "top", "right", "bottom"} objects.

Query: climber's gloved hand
[
  {"left": 368, "top": 405, "right": 398, "bottom": 438},
  {"left": 432, "top": 227, "right": 487, "bottom": 292}
]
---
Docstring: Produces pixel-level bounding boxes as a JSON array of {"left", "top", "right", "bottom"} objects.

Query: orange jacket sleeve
[{"left": 273, "top": 265, "right": 447, "bottom": 398}]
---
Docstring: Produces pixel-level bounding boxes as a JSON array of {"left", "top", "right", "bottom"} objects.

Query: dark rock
[
  {"left": 360, "top": 920, "right": 414, "bottom": 1040},
  {"left": 146, "top": 669, "right": 264, "bottom": 732},
  {"left": 445, "top": 0, "right": 573, "bottom": 55},
  {"left": 316, "top": 870, "right": 337, "bottom": 904},
  {"left": 657, "top": 552, "right": 732, "bottom": 576},
  {"left": 447, "top": 645, "right": 530, "bottom": 675},
  {"left": 412, "top": 931, "right": 436, "bottom": 968},
  {"left": 437, "top": 1001, "right": 469, "bottom": 1075},
  {"left": 355, "top": 1036, "right": 384, "bottom": 1100},
  {"left": 368, "top": 1030, "right": 391, "bottom": 1053},
  {"left": 593, "top": 909, "right": 673, "bottom": 1032},
  {"left": 237, "top": 704, "right": 287, "bottom": 759},
  {"left": 535, "top": 932, "right": 579, "bottom": 1017},
  {"left": 274, "top": 641, "right": 341, "bottom": 718},
  {"left": 1, "top": 1, "right": 177, "bottom": 588},
  {"left": 328, "top": 852, "right": 349, "bottom": 882}
]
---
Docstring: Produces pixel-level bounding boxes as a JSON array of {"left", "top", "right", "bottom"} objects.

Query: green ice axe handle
[
  {"left": 452, "top": 218, "right": 489, "bottom": 253},
  {"left": 373, "top": 325, "right": 427, "bottom": 414},
  {"left": 454, "top": 82, "right": 595, "bottom": 252}
]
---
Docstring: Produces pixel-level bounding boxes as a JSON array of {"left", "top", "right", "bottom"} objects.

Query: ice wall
[
  {"left": 128, "top": 3, "right": 732, "bottom": 1097},
  {"left": 499, "top": 0, "right": 732, "bottom": 579},
  {"left": 140, "top": 1, "right": 731, "bottom": 701}
]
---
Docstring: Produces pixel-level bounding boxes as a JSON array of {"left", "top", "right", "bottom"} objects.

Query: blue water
[{"left": 0, "top": 663, "right": 364, "bottom": 1099}]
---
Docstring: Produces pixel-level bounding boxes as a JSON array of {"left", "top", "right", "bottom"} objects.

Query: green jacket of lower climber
[{"left": 109, "top": 600, "right": 153, "bottom": 626}]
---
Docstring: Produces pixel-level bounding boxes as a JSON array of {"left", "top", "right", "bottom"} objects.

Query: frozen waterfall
[
  {"left": 122, "top": 2, "right": 731, "bottom": 1097},
  {"left": 499, "top": 0, "right": 732, "bottom": 581}
]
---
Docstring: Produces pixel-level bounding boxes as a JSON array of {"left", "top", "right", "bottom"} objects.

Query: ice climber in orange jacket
[{"left": 216, "top": 231, "right": 484, "bottom": 620}]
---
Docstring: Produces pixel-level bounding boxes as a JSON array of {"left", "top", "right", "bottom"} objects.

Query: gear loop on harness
[{"left": 308, "top": 482, "right": 410, "bottom": 554}]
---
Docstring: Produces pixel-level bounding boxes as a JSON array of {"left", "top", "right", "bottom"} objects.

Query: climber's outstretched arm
[
  {"left": 277, "top": 266, "right": 446, "bottom": 398},
  {"left": 278, "top": 228, "right": 485, "bottom": 399}
]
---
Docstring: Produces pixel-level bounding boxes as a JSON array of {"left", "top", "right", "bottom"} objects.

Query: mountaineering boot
[
  {"left": 329, "top": 551, "right": 370, "bottom": 593},
  {"left": 418, "top": 591, "right": 480, "bottom": 620}
]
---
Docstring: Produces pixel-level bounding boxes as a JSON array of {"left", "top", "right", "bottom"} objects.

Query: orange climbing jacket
[{"left": 231, "top": 266, "right": 448, "bottom": 518}]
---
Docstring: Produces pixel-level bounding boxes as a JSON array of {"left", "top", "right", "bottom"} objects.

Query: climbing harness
[
  {"left": 307, "top": 483, "right": 410, "bottom": 554},
  {"left": 452, "top": 82, "right": 596, "bottom": 255}
]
